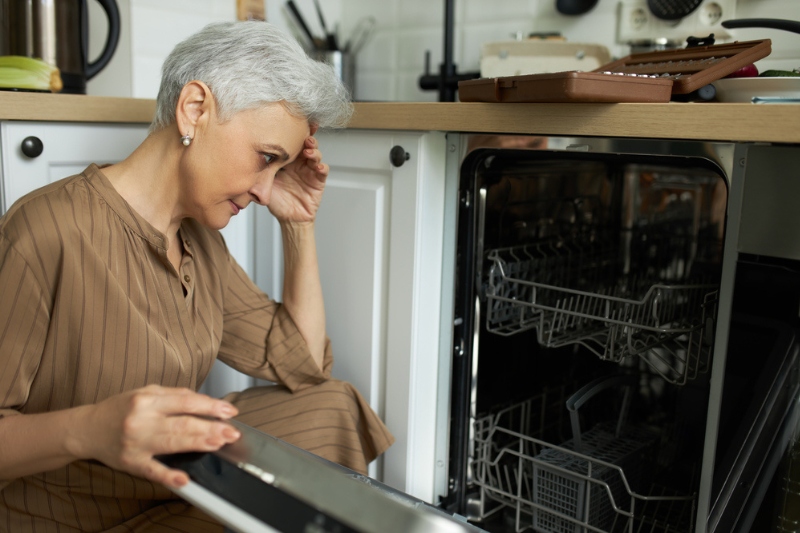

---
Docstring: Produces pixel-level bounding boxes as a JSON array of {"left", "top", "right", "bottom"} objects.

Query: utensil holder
[{"left": 311, "top": 50, "right": 355, "bottom": 98}]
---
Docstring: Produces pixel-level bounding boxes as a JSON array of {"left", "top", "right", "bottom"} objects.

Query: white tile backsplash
[
  {"left": 356, "top": 31, "right": 398, "bottom": 71},
  {"left": 397, "top": 72, "right": 438, "bottom": 102},
  {"left": 128, "top": 0, "right": 236, "bottom": 98},
  {"left": 395, "top": 0, "right": 445, "bottom": 28},
  {"left": 356, "top": 71, "right": 398, "bottom": 101},
  {"left": 131, "top": 55, "right": 164, "bottom": 100},
  {"left": 87, "top": 0, "right": 800, "bottom": 103},
  {"left": 351, "top": 0, "right": 800, "bottom": 102},
  {"left": 86, "top": 0, "right": 133, "bottom": 97},
  {"left": 464, "top": 0, "right": 531, "bottom": 23},
  {"left": 397, "top": 28, "right": 446, "bottom": 71}
]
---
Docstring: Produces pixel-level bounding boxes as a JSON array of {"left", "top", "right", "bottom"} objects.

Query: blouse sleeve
[
  {"left": 0, "top": 234, "right": 50, "bottom": 489},
  {"left": 216, "top": 252, "right": 333, "bottom": 392}
]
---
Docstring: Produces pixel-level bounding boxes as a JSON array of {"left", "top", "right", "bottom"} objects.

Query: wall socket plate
[{"left": 616, "top": 0, "right": 737, "bottom": 46}]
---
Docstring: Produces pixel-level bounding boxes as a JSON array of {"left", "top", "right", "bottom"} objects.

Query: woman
[{"left": 0, "top": 21, "right": 393, "bottom": 532}]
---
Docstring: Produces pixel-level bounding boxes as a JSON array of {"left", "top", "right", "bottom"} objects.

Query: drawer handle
[
  {"left": 21, "top": 136, "right": 44, "bottom": 158},
  {"left": 390, "top": 145, "right": 410, "bottom": 167}
]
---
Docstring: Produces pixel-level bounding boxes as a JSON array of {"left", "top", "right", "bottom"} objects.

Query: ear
[
  {"left": 175, "top": 80, "right": 215, "bottom": 137},
  {"left": 309, "top": 124, "right": 319, "bottom": 136}
]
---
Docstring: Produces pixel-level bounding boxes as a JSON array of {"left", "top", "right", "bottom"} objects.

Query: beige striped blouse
[{"left": 0, "top": 164, "right": 393, "bottom": 531}]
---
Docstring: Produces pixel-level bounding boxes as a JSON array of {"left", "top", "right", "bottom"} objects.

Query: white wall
[
  {"left": 88, "top": 0, "right": 800, "bottom": 102},
  {"left": 87, "top": 0, "right": 336, "bottom": 99},
  {"left": 343, "top": 0, "right": 800, "bottom": 101},
  {"left": 86, "top": 0, "right": 132, "bottom": 97}
]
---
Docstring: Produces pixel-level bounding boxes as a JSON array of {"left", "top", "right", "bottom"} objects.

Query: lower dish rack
[
  {"left": 485, "top": 232, "right": 719, "bottom": 385},
  {"left": 471, "top": 378, "right": 697, "bottom": 533}
]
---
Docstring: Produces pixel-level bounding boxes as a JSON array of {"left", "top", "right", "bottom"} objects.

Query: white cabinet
[
  {"left": 0, "top": 121, "right": 148, "bottom": 213},
  {"left": 254, "top": 129, "right": 454, "bottom": 503},
  {"left": 0, "top": 121, "right": 457, "bottom": 504}
]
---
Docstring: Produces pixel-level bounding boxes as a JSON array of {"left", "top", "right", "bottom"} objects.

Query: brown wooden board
[
  {"left": 458, "top": 71, "right": 674, "bottom": 103},
  {"left": 458, "top": 39, "right": 772, "bottom": 102},
  {"left": 596, "top": 39, "right": 772, "bottom": 94}
]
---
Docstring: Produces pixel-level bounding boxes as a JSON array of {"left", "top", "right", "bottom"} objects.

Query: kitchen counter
[{"left": 1, "top": 91, "right": 799, "bottom": 144}]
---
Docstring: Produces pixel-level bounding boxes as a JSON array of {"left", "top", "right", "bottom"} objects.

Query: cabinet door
[
  {"left": 0, "top": 121, "right": 148, "bottom": 213},
  {"left": 254, "top": 129, "right": 450, "bottom": 502}
]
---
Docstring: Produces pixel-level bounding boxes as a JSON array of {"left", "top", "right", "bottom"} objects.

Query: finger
[
  {"left": 161, "top": 416, "right": 241, "bottom": 453},
  {"left": 299, "top": 150, "right": 327, "bottom": 178},
  {"left": 149, "top": 389, "right": 238, "bottom": 420},
  {"left": 144, "top": 458, "right": 191, "bottom": 489},
  {"left": 302, "top": 146, "right": 322, "bottom": 165},
  {"left": 313, "top": 161, "right": 329, "bottom": 177}
]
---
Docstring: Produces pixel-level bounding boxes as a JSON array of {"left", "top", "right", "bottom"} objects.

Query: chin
[{"left": 199, "top": 214, "right": 232, "bottom": 231}]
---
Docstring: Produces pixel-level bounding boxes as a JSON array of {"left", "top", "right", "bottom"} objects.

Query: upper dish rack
[{"left": 485, "top": 228, "right": 719, "bottom": 385}]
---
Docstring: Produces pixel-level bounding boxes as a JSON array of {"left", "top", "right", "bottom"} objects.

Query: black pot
[{"left": 0, "top": 0, "right": 121, "bottom": 94}]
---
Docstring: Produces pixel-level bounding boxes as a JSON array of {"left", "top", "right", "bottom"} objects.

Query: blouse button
[{"left": 184, "top": 274, "right": 191, "bottom": 283}]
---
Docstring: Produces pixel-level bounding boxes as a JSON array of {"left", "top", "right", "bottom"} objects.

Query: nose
[{"left": 249, "top": 169, "right": 275, "bottom": 206}]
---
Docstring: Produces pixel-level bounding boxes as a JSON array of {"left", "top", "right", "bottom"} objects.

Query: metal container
[{"left": 311, "top": 50, "right": 356, "bottom": 98}]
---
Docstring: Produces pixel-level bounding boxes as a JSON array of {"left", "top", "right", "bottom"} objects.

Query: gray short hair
[{"left": 150, "top": 21, "right": 352, "bottom": 132}]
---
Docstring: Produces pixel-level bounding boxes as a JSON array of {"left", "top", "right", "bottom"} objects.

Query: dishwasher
[
  {"left": 155, "top": 136, "right": 800, "bottom": 533},
  {"left": 441, "top": 135, "right": 800, "bottom": 533}
]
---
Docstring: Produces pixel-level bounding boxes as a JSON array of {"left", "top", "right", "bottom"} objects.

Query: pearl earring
[{"left": 181, "top": 133, "right": 192, "bottom": 147}]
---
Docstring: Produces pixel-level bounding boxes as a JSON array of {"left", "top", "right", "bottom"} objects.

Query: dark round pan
[
  {"left": 555, "top": 0, "right": 598, "bottom": 16},
  {"left": 647, "top": 0, "right": 702, "bottom": 21}
]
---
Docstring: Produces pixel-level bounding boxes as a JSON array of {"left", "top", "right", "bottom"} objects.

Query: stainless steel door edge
[
  {"left": 708, "top": 316, "right": 800, "bottom": 532},
  {"left": 161, "top": 420, "right": 487, "bottom": 533}
]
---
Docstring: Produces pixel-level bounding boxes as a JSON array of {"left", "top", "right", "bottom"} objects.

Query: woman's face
[{"left": 180, "top": 102, "right": 311, "bottom": 229}]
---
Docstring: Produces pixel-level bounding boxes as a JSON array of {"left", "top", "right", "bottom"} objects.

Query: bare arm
[
  {"left": 280, "top": 221, "right": 326, "bottom": 369},
  {"left": 268, "top": 135, "right": 329, "bottom": 369},
  {"left": 0, "top": 386, "right": 240, "bottom": 488}
]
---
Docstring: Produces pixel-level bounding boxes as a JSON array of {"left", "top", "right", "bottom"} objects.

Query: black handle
[
  {"left": 21, "top": 136, "right": 44, "bottom": 158},
  {"left": 721, "top": 18, "right": 800, "bottom": 35},
  {"left": 390, "top": 146, "right": 410, "bottom": 167},
  {"left": 85, "top": 0, "right": 121, "bottom": 80},
  {"left": 286, "top": 0, "right": 319, "bottom": 49}
]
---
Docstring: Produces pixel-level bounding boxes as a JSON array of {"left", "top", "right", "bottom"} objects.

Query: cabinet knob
[
  {"left": 21, "top": 136, "right": 44, "bottom": 158},
  {"left": 390, "top": 145, "right": 410, "bottom": 167}
]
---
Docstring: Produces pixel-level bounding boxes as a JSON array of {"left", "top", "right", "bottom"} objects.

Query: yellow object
[
  {"left": 236, "top": 0, "right": 265, "bottom": 21},
  {"left": 0, "top": 56, "right": 62, "bottom": 92}
]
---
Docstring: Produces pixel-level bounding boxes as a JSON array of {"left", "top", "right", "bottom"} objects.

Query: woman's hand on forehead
[{"left": 267, "top": 135, "right": 329, "bottom": 224}]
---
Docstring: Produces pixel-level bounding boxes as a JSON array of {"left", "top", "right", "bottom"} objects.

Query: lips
[{"left": 230, "top": 200, "right": 243, "bottom": 215}]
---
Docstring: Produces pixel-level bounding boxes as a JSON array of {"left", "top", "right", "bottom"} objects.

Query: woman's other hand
[
  {"left": 268, "top": 134, "right": 328, "bottom": 224},
  {"left": 71, "top": 385, "right": 240, "bottom": 489}
]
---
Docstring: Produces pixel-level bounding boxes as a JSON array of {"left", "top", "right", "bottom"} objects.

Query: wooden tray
[
  {"left": 598, "top": 39, "right": 772, "bottom": 94},
  {"left": 458, "top": 39, "right": 772, "bottom": 103},
  {"left": 458, "top": 71, "right": 674, "bottom": 103}
]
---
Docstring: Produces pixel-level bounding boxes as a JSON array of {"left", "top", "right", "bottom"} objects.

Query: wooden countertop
[
  {"left": 1, "top": 92, "right": 798, "bottom": 144},
  {"left": 0, "top": 92, "right": 157, "bottom": 124}
]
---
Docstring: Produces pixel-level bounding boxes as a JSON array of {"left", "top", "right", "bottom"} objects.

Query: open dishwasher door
[{"left": 159, "top": 420, "right": 485, "bottom": 533}]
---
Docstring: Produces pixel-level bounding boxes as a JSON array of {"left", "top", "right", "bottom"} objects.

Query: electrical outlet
[{"left": 616, "top": 0, "right": 736, "bottom": 46}]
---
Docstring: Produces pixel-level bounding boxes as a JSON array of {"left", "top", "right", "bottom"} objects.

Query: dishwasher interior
[{"left": 444, "top": 138, "right": 800, "bottom": 533}]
